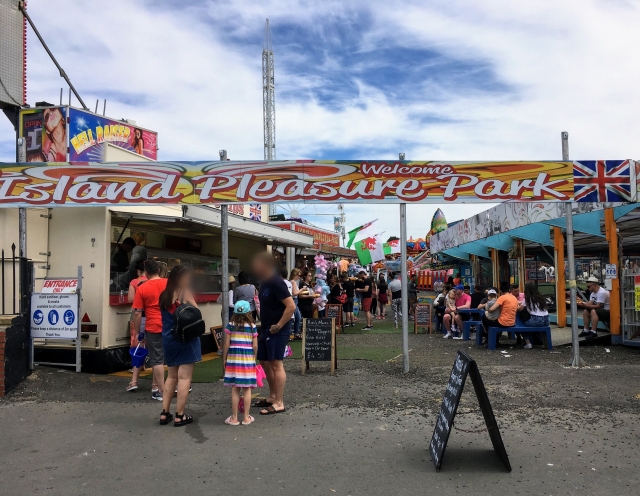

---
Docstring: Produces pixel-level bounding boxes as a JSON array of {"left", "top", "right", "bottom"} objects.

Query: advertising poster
[
  {"left": 0, "top": 159, "right": 633, "bottom": 208},
  {"left": 19, "top": 107, "right": 68, "bottom": 162},
  {"left": 68, "top": 108, "right": 158, "bottom": 161}
]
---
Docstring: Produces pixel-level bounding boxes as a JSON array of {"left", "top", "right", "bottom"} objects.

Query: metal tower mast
[{"left": 262, "top": 19, "right": 277, "bottom": 217}]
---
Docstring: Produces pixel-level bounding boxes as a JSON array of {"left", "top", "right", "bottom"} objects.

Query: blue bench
[
  {"left": 486, "top": 324, "right": 552, "bottom": 350},
  {"left": 457, "top": 309, "right": 484, "bottom": 341}
]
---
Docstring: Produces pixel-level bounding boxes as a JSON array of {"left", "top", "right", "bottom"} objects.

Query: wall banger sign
[{"left": 0, "top": 159, "right": 632, "bottom": 207}]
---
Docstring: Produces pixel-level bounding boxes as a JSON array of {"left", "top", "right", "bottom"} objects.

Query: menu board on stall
[
  {"left": 429, "top": 351, "right": 511, "bottom": 472},
  {"left": 302, "top": 318, "right": 336, "bottom": 375},
  {"left": 414, "top": 303, "right": 431, "bottom": 334},
  {"left": 325, "top": 304, "right": 342, "bottom": 330}
]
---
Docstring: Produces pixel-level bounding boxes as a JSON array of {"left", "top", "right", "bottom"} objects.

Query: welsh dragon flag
[
  {"left": 383, "top": 238, "right": 401, "bottom": 255},
  {"left": 355, "top": 235, "right": 386, "bottom": 265},
  {"left": 346, "top": 219, "right": 377, "bottom": 248}
]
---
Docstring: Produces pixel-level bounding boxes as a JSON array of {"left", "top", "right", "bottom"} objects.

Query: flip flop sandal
[
  {"left": 224, "top": 416, "right": 240, "bottom": 426},
  {"left": 174, "top": 413, "right": 193, "bottom": 427},
  {"left": 253, "top": 399, "right": 273, "bottom": 408},
  {"left": 241, "top": 416, "right": 255, "bottom": 426},
  {"left": 159, "top": 410, "right": 173, "bottom": 425},
  {"left": 260, "top": 405, "right": 286, "bottom": 415}
]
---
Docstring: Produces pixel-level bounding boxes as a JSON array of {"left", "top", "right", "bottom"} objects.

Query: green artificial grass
[{"left": 139, "top": 321, "right": 413, "bottom": 383}]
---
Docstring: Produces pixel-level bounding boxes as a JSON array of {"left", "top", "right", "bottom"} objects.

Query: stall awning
[{"left": 111, "top": 205, "right": 315, "bottom": 249}]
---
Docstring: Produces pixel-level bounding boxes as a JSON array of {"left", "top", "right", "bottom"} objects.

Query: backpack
[{"left": 172, "top": 301, "right": 206, "bottom": 343}]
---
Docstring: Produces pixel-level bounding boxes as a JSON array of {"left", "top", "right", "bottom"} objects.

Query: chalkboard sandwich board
[
  {"left": 414, "top": 303, "right": 431, "bottom": 334},
  {"left": 429, "top": 350, "right": 511, "bottom": 472},
  {"left": 325, "top": 304, "right": 343, "bottom": 331},
  {"left": 212, "top": 326, "right": 224, "bottom": 352},
  {"left": 302, "top": 318, "right": 336, "bottom": 375}
]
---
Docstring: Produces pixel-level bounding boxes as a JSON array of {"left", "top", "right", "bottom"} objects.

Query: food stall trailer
[{"left": 1, "top": 205, "right": 313, "bottom": 372}]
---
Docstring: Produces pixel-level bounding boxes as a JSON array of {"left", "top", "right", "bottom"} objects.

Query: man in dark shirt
[
  {"left": 342, "top": 275, "right": 356, "bottom": 327},
  {"left": 470, "top": 284, "right": 486, "bottom": 309},
  {"left": 355, "top": 271, "right": 373, "bottom": 330},
  {"left": 253, "top": 252, "right": 296, "bottom": 415}
]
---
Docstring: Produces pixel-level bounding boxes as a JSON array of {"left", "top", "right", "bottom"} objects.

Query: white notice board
[{"left": 31, "top": 293, "right": 79, "bottom": 339}]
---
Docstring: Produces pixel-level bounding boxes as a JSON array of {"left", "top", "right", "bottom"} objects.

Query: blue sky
[{"left": 2, "top": 0, "right": 640, "bottom": 239}]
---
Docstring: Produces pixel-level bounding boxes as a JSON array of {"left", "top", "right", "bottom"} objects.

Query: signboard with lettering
[
  {"left": 414, "top": 303, "right": 431, "bottom": 334},
  {"left": 325, "top": 304, "right": 342, "bottom": 330},
  {"left": 605, "top": 264, "right": 617, "bottom": 279},
  {"left": 429, "top": 351, "right": 511, "bottom": 472},
  {"left": 635, "top": 276, "right": 640, "bottom": 312},
  {"left": 271, "top": 221, "right": 340, "bottom": 249},
  {"left": 0, "top": 159, "right": 597, "bottom": 208},
  {"left": 302, "top": 318, "right": 336, "bottom": 375},
  {"left": 31, "top": 293, "right": 79, "bottom": 339},
  {"left": 41, "top": 278, "right": 78, "bottom": 294}
]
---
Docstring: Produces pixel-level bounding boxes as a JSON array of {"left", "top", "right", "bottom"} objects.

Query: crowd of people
[
  {"left": 433, "top": 275, "right": 610, "bottom": 348},
  {"left": 124, "top": 252, "right": 299, "bottom": 427}
]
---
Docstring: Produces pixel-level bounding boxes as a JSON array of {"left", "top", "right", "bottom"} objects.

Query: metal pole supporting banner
[
  {"left": 220, "top": 150, "right": 230, "bottom": 332},
  {"left": 561, "top": 132, "right": 583, "bottom": 367},
  {"left": 399, "top": 153, "right": 409, "bottom": 374},
  {"left": 76, "top": 266, "right": 82, "bottom": 372}
]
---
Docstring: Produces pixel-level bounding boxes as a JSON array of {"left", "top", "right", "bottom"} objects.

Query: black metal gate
[{"left": 1, "top": 243, "right": 34, "bottom": 317}]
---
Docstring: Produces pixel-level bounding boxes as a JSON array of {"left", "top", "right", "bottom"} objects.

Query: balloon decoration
[{"left": 313, "top": 254, "right": 330, "bottom": 308}]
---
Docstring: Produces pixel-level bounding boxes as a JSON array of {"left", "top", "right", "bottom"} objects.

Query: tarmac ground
[{"left": 1, "top": 331, "right": 639, "bottom": 495}]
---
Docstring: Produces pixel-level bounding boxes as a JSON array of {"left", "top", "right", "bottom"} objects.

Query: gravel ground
[{"left": 1, "top": 334, "right": 639, "bottom": 495}]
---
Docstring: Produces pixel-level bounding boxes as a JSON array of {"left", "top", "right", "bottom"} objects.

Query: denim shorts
[{"left": 522, "top": 315, "right": 549, "bottom": 327}]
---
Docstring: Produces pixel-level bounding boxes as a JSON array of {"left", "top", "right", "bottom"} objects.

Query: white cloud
[{"left": 2, "top": 0, "right": 639, "bottom": 239}]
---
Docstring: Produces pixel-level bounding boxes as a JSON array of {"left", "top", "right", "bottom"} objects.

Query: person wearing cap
[
  {"left": 478, "top": 288, "right": 501, "bottom": 322},
  {"left": 442, "top": 284, "right": 471, "bottom": 339},
  {"left": 578, "top": 276, "right": 610, "bottom": 339},
  {"left": 223, "top": 300, "right": 259, "bottom": 426}
]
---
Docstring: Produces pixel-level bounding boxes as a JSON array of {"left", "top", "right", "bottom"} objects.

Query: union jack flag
[
  {"left": 249, "top": 203, "right": 262, "bottom": 221},
  {"left": 573, "top": 160, "right": 632, "bottom": 202}
]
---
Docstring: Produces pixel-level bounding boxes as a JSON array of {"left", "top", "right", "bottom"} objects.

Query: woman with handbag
[
  {"left": 519, "top": 282, "right": 549, "bottom": 350},
  {"left": 158, "top": 265, "right": 202, "bottom": 426},
  {"left": 329, "top": 275, "right": 347, "bottom": 305}
]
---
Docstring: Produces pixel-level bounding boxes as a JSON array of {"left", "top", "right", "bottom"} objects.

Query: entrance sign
[
  {"left": 429, "top": 351, "right": 511, "bottom": 472},
  {"left": 30, "top": 267, "right": 83, "bottom": 372},
  {"left": 1, "top": 159, "right": 619, "bottom": 207},
  {"left": 41, "top": 278, "right": 78, "bottom": 294},
  {"left": 302, "top": 318, "right": 336, "bottom": 375},
  {"left": 31, "top": 293, "right": 78, "bottom": 338}
]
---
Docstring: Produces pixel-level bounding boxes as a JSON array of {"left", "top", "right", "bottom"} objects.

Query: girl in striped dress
[{"left": 223, "top": 300, "right": 258, "bottom": 426}]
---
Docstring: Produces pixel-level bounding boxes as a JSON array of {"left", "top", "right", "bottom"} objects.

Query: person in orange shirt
[
  {"left": 481, "top": 281, "right": 517, "bottom": 346},
  {"left": 338, "top": 258, "right": 350, "bottom": 275}
]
